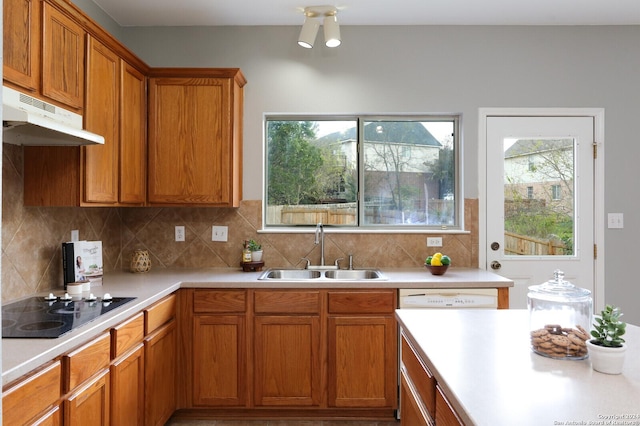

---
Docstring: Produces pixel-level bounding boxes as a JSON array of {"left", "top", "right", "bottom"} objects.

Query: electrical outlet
[
  {"left": 212, "top": 226, "right": 228, "bottom": 242},
  {"left": 71, "top": 230, "right": 79, "bottom": 242},
  {"left": 427, "top": 237, "right": 443, "bottom": 247},
  {"left": 175, "top": 226, "right": 185, "bottom": 242}
]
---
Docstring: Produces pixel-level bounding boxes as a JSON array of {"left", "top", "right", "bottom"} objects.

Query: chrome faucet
[{"left": 315, "top": 222, "right": 325, "bottom": 266}]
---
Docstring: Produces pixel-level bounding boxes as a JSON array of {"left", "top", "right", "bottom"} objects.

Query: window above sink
[{"left": 264, "top": 115, "right": 462, "bottom": 231}]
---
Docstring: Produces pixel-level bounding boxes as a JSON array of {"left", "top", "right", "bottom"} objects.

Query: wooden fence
[
  {"left": 504, "top": 231, "right": 566, "bottom": 255},
  {"left": 267, "top": 204, "right": 357, "bottom": 225},
  {"left": 266, "top": 200, "right": 455, "bottom": 226}
]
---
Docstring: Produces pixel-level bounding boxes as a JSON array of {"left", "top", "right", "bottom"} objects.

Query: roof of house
[
  {"left": 315, "top": 121, "right": 443, "bottom": 147},
  {"left": 505, "top": 139, "right": 573, "bottom": 158}
]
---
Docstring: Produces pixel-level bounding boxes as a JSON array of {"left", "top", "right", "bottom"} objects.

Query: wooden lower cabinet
[
  {"left": 327, "top": 290, "right": 398, "bottom": 409},
  {"left": 64, "top": 369, "right": 110, "bottom": 426},
  {"left": 2, "top": 360, "right": 62, "bottom": 426},
  {"left": 253, "top": 315, "right": 321, "bottom": 406},
  {"left": 435, "top": 385, "right": 464, "bottom": 426},
  {"left": 183, "top": 288, "right": 397, "bottom": 419},
  {"left": 400, "top": 371, "right": 431, "bottom": 426},
  {"left": 110, "top": 344, "right": 145, "bottom": 426},
  {"left": 401, "top": 333, "right": 464, "bottom": 426},
  {"left": 193, "top": 314, "right": 247, "bottom": 407},
  {"left": 144, "top": 319, "right": 177, "bottom": 426}
]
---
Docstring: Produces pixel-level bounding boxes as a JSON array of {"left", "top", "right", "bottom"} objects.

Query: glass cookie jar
[{"left": 528, "top": 270, "right": 592, "bottom": 360}]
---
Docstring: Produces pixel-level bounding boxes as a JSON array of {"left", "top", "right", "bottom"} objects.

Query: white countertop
[
  {"left": 396, "top": 309, "right": 640, "bottom": 426},
  {"left": 2, "top": 267, "right": 512, "bottom": 386}
]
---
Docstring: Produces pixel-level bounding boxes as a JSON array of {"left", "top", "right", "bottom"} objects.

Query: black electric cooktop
[{"left": 2, "top": 296, "right": 136, "bottom": 338}]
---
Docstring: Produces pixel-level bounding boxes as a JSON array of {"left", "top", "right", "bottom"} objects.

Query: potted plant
[
  {"left": 586, "top": 304, "right": 627, "bottom": 374},
  {"left": 248, "top": 239, "right": 263, "bottom": 262}
]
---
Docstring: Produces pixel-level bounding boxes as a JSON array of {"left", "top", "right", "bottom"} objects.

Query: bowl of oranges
[{"left": 425, "top": 252, "right": 451, "bottom": 275}]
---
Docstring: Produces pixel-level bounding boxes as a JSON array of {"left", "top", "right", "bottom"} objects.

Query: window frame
[{"left": 262, "top": 114, "right": 463, "bottom": 232}]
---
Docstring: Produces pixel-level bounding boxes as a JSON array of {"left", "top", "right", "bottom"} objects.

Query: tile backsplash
[{"left": 2, "top": 144, "right": 478, "bottom": 302}]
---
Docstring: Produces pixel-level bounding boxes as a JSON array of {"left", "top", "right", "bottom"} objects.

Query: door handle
[{"left": 491, "top": 261, "right": 502, "bottom": 270}]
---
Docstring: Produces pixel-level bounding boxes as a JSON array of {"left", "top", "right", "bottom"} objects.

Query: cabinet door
[
  {"left": 148, "top": 77, "right": 234, "bottom": 205},
  {"left": 111, "top": 344, "right": 145, "bottom": 426},
  {"left": 64, "top": 369, "right": 110, "bottom": 426},
  {"left": 192, "top": 314, "right": 247, "bottom": 407},
  {"left": 2, "top": 360, "right": 61, "bottom": 426},
  {"left": 144, "top": 320, "right": 176, "bottom": 426},
  {"left": 435, "top": 385, "right": 465, "bottom": 426},
  {"left": 400, "top": 371, "right": 431, "bottom": 426},
  {"left": 3, "top": 0, "right": 41, "bottom": 91},
  {"left": 253, "top": 315, "right": 321, "bottom": 407},
  {"left": 41, "top": 2, "right": 84, "bottom": 109},
  {"left": 328, "top": 315, "right": 397, "bottom": 408},
  {"left": 119, "top": 60, "right": 147, "bottom": 204},
  {"left": 83, "top": 35, "right": 119, "bottom": 204}
]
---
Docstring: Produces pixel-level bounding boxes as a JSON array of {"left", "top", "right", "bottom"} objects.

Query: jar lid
[{"left": 528, "top": 269, "right": 591, "bottom": 301}]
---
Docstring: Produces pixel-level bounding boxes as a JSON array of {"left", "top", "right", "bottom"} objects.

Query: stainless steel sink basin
[
  {"left": 324, "top": 269, "right": 385, "bottom": 280},
  {"left": 258, "top": 269, "right": 322, "bottom": 280},
  {"left": 258, "top": 268, "right": 386, "bottom": 281}
]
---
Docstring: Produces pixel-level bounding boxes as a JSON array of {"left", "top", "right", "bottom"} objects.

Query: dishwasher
[
  {"left": 396, "top": 287, "right": 498, "bottom": 420},
  {"left": 398, "top": 288, "right": 498, "bottom": 309}
]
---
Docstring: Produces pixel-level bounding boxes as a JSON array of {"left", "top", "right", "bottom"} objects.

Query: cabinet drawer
[
  {"left": 436, "top": 384, "right": 465, "bottom": 426},
  {"left": 111, "top": 312, "right": 144, "bottom": 359},
  {"left": 328, "top": 290, "right": 396, "bottom": 314},
  {"left": 254, "top": 290, "right": 321, "bottom": 314},
  {"left": 63, "top": 332, "right": 110, "bottom": 392},
  {"left": 2, "top": 360, "right": 61, "bottom": 426},
  {"left": 194, "top": 289, "right": 246, "bottom": 313},
  {"left": 145, "top": 293, "right": 176, "bottom": 334},
  {"left": 402, "top": 334, "right": 436, "bottom": 419}
]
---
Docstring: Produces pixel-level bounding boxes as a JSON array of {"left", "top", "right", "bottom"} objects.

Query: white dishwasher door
[{"left": 399, "top": 288, "right": 498, "bottom": 309}]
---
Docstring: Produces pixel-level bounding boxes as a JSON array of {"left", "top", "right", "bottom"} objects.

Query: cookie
[
  {"left": 550, "top": 335, "right": 571, "bottom": 347},
  {"left": 531, "top": 328, "right": 550, "bottom": 337},
  {"left": 574, "top": 325, "right": 590, "bottom": 341},
  {"left": 568, "top": 333, "right": 586, "bottom": 347}
]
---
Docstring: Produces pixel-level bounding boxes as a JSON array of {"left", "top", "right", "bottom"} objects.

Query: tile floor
[{"left": 166, "top": 419, "right": 399, "bottom": 426}]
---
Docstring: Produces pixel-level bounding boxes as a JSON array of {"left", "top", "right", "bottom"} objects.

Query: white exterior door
[{"left": 481, "top": 112, "right": 603, "bottom": 309}]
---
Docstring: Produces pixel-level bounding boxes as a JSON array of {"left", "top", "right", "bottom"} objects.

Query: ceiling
[{"left": 90, "top": 0, "right": 640, "bottom": 27}]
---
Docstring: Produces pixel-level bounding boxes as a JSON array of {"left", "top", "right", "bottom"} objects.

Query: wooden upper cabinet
[
  {"left": 3, "top": 0, "right": 41, "bottom": 91},
  {"left": 83, "top": 35, "right": 119, "bottom": 204},
  {"left": 148, "top": 69, "right": 245, "bottom": 206},
  {"left": 119, "top": 61, "right": 147, "bottom": 204},
  {"left": 42, "top": 1, "right": 85, "bottom": 110}
]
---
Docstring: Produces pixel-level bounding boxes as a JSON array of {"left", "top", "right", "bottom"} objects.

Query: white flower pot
[
  {"left": 251, "top": 250, "right": 263, "bottom": 262},
  {"left": 586, "top": 340, "right": 627, "bottom": 375}
]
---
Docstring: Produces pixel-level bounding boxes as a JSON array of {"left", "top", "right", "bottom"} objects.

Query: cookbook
[{"left": 62, "top": 241, "right": 103, "bottom": 289}]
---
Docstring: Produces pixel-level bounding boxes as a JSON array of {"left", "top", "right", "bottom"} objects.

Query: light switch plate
[
  {"left": 71, "top": 230, "right": 79, "bottom": 242},
  {"left": 212, "top": 226, "right": 228, "bottom": 242},
  {"left": 607, "top": 213, "right": 624, "bottom": 229}
]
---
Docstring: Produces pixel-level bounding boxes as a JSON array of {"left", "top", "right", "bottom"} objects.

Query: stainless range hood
[{"left": 2, "top": 86, "right": 104, "bottom": 146}]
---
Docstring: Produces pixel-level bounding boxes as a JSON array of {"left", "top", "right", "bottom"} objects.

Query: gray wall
[{"left": 70, "top": 1, "right": 640, "bottom": 324}]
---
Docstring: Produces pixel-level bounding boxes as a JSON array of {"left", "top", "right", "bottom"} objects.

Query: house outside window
[
  {"left": 552, "top": 184, "right": 561, "bottom": 200},
  {"left": 264, "top": 116, "right": 460, "bottom": 229},
  {"left": 527, "top": 186, "right": 534, "bottom": 199}
]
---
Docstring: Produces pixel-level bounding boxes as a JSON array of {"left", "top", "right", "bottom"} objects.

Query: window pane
[
  {"left": 362, "top": 120, "right": 455, "bottom": 226},
  {"left": 503, "top": 138, "right": 575, "bottom": 255},
  {"left": 266, "top": 120, "right": 358, "bottom": 226}
]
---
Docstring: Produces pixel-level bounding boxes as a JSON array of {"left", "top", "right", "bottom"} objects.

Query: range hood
[{"left": 2, "top": 86, "right": 104, "bottom": 146}]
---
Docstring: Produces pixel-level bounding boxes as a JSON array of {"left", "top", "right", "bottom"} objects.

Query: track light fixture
[{"left": 298, "top": 5, "right": 341, "bottom": 48}]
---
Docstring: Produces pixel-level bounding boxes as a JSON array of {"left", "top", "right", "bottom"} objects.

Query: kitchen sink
[
  {"left": 324, "top": 269, "right": 385, "bottom": 280},
  {"left": 259, "top": 269, "right": 322, "bottom": 280},
  {"left": 258, "top": 268, "right": 386, "bottom": 281}
]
